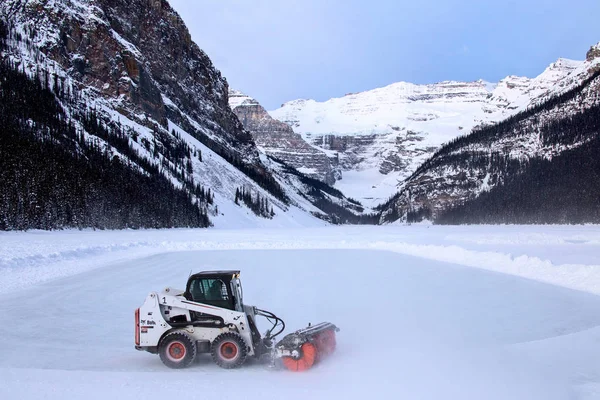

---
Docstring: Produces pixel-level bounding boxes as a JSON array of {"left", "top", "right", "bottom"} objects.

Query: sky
[{"left": 169, "top": 0, "right": 600, "bottom": 110}]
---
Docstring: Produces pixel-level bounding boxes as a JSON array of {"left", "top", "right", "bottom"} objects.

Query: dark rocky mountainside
[
  {"left": 0, "top": 0, "right": 316, "bottom": 228},
  {"left": 0, "top": 22, "right": 211, "bottom": 229},
  {"left": 0, "top": 0, "right": 370, "bottom": 228},
  {"left": 436, "top": 121, "right": 600, "bottom": 225},
  {"left": 7, "top": 0, "right": 254, "bottom": 157}
]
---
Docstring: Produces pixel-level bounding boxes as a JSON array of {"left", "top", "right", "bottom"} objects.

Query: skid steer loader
[{"left": 134, "top": 270, "right": 338, "bottom": 371}]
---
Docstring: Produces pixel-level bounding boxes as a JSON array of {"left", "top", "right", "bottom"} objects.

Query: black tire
[
  {"left": 211, "top": 332, "right": 248, "bottom": 369},
  {"left": 159, "top": 331, "right": 197, "bottom": 369}
]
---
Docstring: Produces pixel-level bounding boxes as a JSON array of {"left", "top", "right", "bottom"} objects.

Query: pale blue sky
[{"left": 169, "top": 0, "right": 600, "bottom": 110}]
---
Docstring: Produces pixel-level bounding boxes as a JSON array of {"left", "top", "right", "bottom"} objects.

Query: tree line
[{"left": 436, "top": 103, "right": 600, "bottom": 224}]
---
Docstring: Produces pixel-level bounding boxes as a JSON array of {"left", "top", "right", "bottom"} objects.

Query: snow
[
  {"left": 268, "top": 51, "right": 600, "bottom": 206},
  {"left": 165, "top": 120, "right": 326, "bottom": 228},
  {"left": 334, "top": 167, "right": 402, "bottom": 207},
  {"left": 110, "top": 29, "right": 143, "bottom": 58},
  {"left": 2, "top": 225, "right": 600, "bottom": 399},
  {"left": 268, "top": 80, "right": 513, "bottom": 205},
  {"left": 228, "top": 89, "right": 257, "bottom": 108},
  {"left": 271, "top": 80, "right": 495, "bottom": 140}
]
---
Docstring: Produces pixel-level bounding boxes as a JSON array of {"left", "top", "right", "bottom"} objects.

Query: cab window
[{"left": 188, "top": 278, "right": 233, "bottom": 310}]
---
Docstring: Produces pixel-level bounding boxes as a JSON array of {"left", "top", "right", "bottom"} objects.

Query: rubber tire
[
  {"left": 211, "top": 332, "right": 248, "bottom": 369},
  {"left": 159, "top": 331, "right": 197, "bottom": 369}
]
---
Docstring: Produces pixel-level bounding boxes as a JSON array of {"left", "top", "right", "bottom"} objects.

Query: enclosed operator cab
[{"left": 185, "top": 270, "right": 244, "bottom": 312}]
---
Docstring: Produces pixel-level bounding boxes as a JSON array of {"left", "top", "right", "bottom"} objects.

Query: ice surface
[{"left": 1, "top": 225, "right": 600, "bottom": 399}]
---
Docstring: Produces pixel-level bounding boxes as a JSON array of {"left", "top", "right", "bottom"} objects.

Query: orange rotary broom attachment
[{"left": 274, "top": 322, "right": 339, "bottom": 372}]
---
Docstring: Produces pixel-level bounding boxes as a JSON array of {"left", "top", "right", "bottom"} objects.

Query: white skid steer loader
[{"left": 135, "top": 271, "right": 339, "bottom": 372}]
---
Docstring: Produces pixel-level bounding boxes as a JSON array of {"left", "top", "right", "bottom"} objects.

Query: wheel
[
  {"left": 282, "top": 342, "right": 317, "bottom": 372},
  {"left": 159, "top": 331, "right": 197, "bottom": 369},
  {"left": 210, "top": 332, "right": 248, "bottom": 369}
]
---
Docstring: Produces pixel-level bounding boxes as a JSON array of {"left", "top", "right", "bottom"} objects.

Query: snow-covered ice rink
[{"left": 2, "top": 225, "right": 600, "bottom": 399}]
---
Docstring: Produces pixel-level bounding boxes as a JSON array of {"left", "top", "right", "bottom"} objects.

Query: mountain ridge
[
  {"left": 379, "top": 62, "right": 600, "bottom": 224},
  {"left": 0, "top": 0, "right": 330, "bottom": 229},
  {"left": 268, "top": 46, "right": 600, "bottom": 207}
]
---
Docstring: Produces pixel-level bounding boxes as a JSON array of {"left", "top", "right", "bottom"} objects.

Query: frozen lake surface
[{"left": 2, "top": 225, "right": 600, "bottom": 399}]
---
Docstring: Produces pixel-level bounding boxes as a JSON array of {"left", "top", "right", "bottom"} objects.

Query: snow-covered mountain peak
[
  {"left": 280, "top": 79, "right": 497, "bottom": 113},
  {"left": 270, "top": 79, "right": 498, "bottom": 136},
  {"left": 538, "top": 58, "right": 582, "bottom": 83},
  {"left": 550, "top": 57, "right": 581, "bottom": 68},
  {"left": 228, "top": 90, "right": 259, "bottom": 108},
  {"left": 279, "top": 98, "right": 312, "bottom": 110}
]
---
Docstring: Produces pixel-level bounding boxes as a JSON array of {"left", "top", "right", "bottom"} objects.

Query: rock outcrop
[
  {"left": 229, "top": 90, "right": 337, "bottom": 184},
  {"left": 587, "top": 42, "right": 600, "bottom": 62}
]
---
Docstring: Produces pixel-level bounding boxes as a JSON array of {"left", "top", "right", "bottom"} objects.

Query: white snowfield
[{"left": 2, "top": 225, "right": 600, "bottom": 399}]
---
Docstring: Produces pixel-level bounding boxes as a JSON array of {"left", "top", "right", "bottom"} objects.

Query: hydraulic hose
[{"left": 255, "top": 308, "right": 285, "bottom": 340}]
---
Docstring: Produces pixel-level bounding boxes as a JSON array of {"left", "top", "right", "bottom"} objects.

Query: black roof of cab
[{"left": 188, "top": 270, "right": 240, "bottom": 281}]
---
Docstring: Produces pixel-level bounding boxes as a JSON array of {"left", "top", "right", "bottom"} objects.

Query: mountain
[
  {"left": 228, "top": 90, "right": 338, "bottom": 184},
  {"left": 0, "top": 0, "right": 328, "bottom": 229},
  {"left": 0, "top": 47, "right": 211, "bottom": 230},
  {"left": 228, "top": 90, "right": 372, "bottom": 224},
  {"left": 378, "top": 43, "right": 600, "bottom": 224},
  {"left": 3, "top": 0, "right": 598, "bottom": 228},
  {"left": 269, "top": 54, "right": 599, "bottom": 207}
]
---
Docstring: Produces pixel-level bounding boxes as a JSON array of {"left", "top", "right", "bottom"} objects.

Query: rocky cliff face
[
  {"left": 270, "top": 55, "right": 600, "bottom": 206},
  {"left": 229, "top": 90, "right": 338, "bottom": 184},
  {"left": 7, "top": 0, "right": 254, "bottom": 156}
]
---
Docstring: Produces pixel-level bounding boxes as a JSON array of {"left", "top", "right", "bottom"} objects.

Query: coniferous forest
[
  {"left": 375, "top": 66, "right": 600, "bottom": 226},
  {"left": 436, "top": 102, "right": 600, "bottom": 224},
  {"left": 0, "top": 23, "right": 211, "bottom": 230}
]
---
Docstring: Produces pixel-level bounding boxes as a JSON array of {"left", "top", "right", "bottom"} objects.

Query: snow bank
[{"left": 2, "top": 225, "right": 600, "bottom": 295}]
